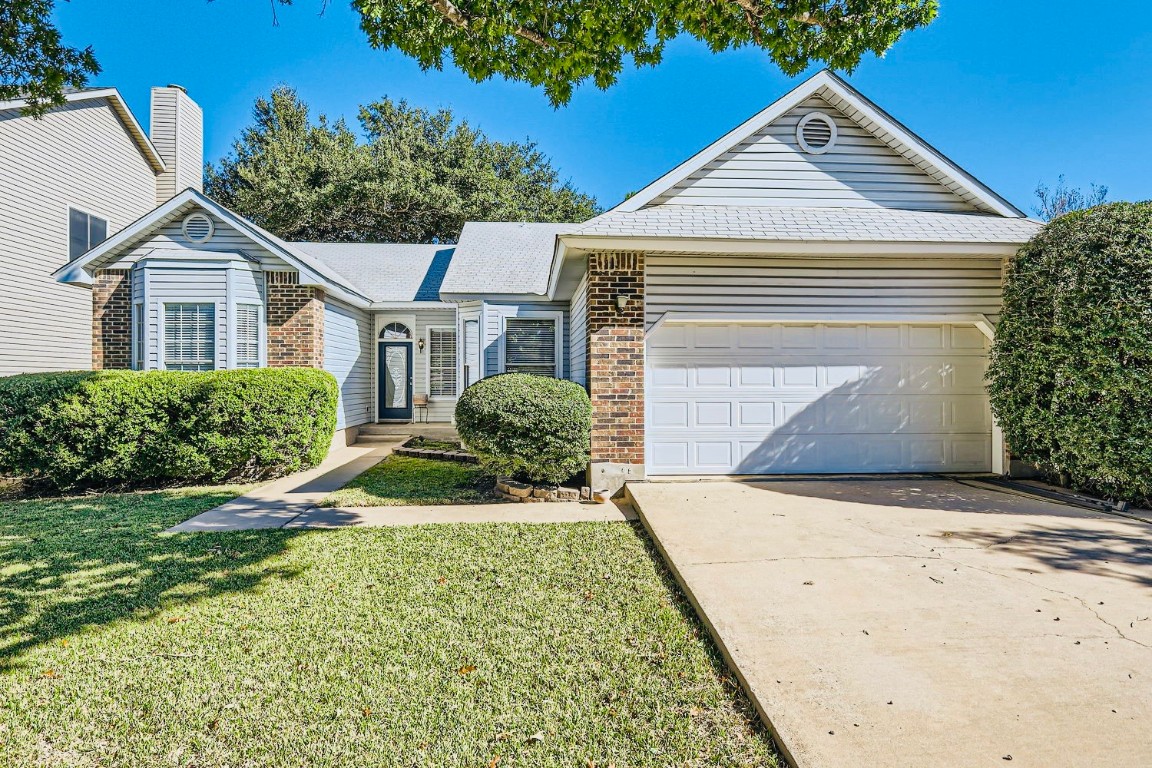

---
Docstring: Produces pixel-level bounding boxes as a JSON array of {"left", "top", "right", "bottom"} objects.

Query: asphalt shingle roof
[
  {"left": 439, "top": 221, "right": 574, "bottom": 296},
  {"left": 291, "top": 242, "right": 454, "bottom": 303},
  {"left": 572, "top": 206, "right": 1043, "bottom": 243}
]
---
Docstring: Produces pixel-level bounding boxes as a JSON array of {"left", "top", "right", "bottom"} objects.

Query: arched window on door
[{"left": 380, "top": 322, "right": 412, "bottom": 340}]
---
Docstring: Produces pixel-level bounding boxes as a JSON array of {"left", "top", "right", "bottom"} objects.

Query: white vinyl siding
[
  {"left": 645, "top": 254, "right": 1005, "bottom": 329},
  {"left": 163, "top": 303, "right": 215, "bottom": 371},
  {"left": 504, "top": 317, "right": 560, "bottom": 377},
  {"left": 324, "top": 298, "right": 374, "bottom": 430},
  {"left": 568, "top": 271, "right": 589, "bottom": 388},
  {"left": 0, "top": 98, "right": 157, "bottom": 375},
  {"left": 653, "top": 94, "right": 976, "bottom": 212},
  {"left": 235, "top": 304, "right": 261, "bottom": 368},
  {"left": 428, "top": 327, "right": 457, "bottom": 397}
]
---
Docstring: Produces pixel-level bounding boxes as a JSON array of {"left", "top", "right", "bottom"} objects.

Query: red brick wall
[
  {"left": 587, "top": 251, "right": 645, "bottom": 465},
  {"left": 93, "top": 269, "right": 132, "bottom": 370},
  {"left": 266, "top": 271, "right": 325, "bottom": 368}
]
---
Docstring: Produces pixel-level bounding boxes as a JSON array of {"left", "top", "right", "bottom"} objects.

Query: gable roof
[
  {"left": 440, "top": 221, "right": 575, "bottom": 297},
  {"left": 292, "top": 243, "right": 454, "bottom": 303},
  {"left": 612, "top": 70, "right": 1024, "bottom": 218},
  {"left": 53, "top": 189, "right": 372, "bottom": 306},
  {"left": 0, "top": 87, "right": 167, "bottom": 174}
]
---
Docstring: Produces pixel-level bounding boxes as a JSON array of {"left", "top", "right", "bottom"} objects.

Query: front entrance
[{"left": 378, "top": 341, "right": 413, "bottom": 421}]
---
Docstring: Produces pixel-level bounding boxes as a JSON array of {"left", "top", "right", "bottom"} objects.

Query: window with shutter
[
  {"left": 164, "top": 303, "right": 215, "bottom": 371},
  {"left": 235, "top": 304, "right": 261, "bottom": 368},
  {"left": 428, "top": 327, "right": 457, "bottom": 397},
  {"left": 504, "top": 317, "right": 558, "bottom": 377}
]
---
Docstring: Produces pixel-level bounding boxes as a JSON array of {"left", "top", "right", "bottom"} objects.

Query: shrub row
[
  {"left": 0, "top": 368, "right": 338, "bottom": 491},
  {"left": 989, "top": 201, "right": 1152, "bottom": 503},
  {"left": 455, "top": 373, "right": 590, "bottom": 485}
]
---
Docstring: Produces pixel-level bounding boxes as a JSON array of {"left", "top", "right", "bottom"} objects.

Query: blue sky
[{"left": 56, "top": 1, "right": 1152, "bottom": 214}]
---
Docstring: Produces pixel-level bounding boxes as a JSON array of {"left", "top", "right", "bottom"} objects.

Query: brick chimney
[{"left": 150, "top": 85, "right": 203, "bottom": 204}]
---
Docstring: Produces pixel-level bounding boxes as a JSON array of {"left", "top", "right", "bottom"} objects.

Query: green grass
[
  {"left": 321, "top": 455, "right": 496, "bottom": 508},
  {"left": 406, "top": 438, "right": 463, "bottom": 452},
  {"left": 0, "top": 486, "right": 780, "bottom": 767}
]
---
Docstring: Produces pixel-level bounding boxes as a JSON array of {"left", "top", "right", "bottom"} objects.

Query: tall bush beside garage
[
  {"left": 987, "top": 202, "right": 1152, "bottom": 502},
  {"left": 0, "top": 368, "right": 338, "bottom": 491},
  {"left": 455, "top": 373, "right": 591, "bottom": 485}
]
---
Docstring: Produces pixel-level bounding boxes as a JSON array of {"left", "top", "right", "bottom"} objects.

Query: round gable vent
[
  {"left": 182, "top": 212, "right": 215, "bottom": 244},
  {"left": 796, "top": 111, "right": 837, "bottom": 155}
]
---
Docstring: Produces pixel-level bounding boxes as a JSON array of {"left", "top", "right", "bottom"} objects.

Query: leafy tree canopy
[
  {"left": 204, "top": 87, "right": 599, "bottom": 243},
  {"left": 0, "top": 0, "right": 99, "bottom": 117},
  {"left": 5, "top": 1, "right": 938, "bottom": 113},
  {"left": 1033, "top": 174, "right": 1109, "bottom": 221}
]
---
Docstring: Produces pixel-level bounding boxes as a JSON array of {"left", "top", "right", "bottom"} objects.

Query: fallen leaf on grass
[
  {"left": 41, "top": 669, "right": 57, "bottom": 678},
  {"left": 362, "top": 707, "right": 372, "bottom": 717},
  {"left": 527, "top": 732, "right": 545, "bottom": 744},
  {"left": 459, "top": 665, "right": 477, "bottom": 675},
  {"left": 167, "top": 616, "right": 187, "bottom": 624},
  {"left": 488, "top": 756, "right": 501, "bottom": 768}
]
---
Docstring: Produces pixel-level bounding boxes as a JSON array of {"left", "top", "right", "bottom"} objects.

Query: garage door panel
[{"left": 646, "top": 322, "right": 992, "bottom": 475}]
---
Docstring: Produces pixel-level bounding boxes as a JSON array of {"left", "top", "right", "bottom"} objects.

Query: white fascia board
[
  {"left": 610, "top": 73, "right": 833, "bottom": 213},
  {"left": 439, "top": 292, "right": 551, "bottom": 303},
  {"left": 559, "top": 234, "right": 1024, "bottom": 257},
  {"left": 660, "top": 311, "right": 989, "bottom": 325},
  {"left": 544, "top": 238, "right": 570, "bottom": 300}
]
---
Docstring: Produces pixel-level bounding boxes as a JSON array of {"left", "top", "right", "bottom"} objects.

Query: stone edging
[
  {"left": 496, "top": 479, "right": 609, "bottom": 503},
  {"left": 394, "top": 438, "right": 478, "bottom": 464}
]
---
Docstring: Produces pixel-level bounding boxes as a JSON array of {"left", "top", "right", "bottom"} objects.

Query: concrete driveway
[{"left": 628, "top": 478, "right": 1152, "bottom": 768}]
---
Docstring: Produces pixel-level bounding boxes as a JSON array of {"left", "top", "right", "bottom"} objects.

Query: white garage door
[{"left": 646, "top": 323, "right": 992, "bottom": 475}]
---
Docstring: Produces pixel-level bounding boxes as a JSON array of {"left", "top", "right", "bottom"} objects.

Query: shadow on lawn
[{"left": 0, "top": 487, "right": 303, "bottom": 669}]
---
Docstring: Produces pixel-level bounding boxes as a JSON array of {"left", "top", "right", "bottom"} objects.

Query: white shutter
[
  {"left": 235, "top": 304, "right": 261, "bottom": 368},
  {"left": 429, "top": 327, "right": 457, "bottom": 396},
  {"left": 164, "top": 303, "right": 215, "bottom": 371},
  {"left": 505, "top": 318, "right": 557, "bottom": 377}
]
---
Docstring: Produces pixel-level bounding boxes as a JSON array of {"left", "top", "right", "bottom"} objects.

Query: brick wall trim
[
  {"left": 587, "top": 251, "right": 645, "bottom": 465},
  {"left": 93, "top": 269, "right": 132, "bottom": 370}
]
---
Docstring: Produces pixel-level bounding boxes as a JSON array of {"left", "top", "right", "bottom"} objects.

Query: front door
[{"left": 378, "top": 342, "right": 413, "bottom": 421}]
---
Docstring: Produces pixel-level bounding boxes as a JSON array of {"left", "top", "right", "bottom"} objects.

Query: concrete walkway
[
  {"left": 166, "top": 440, "right": 403, "bottom": 532},
  {"left": 629, "top": 477, "right": 1152, "bottom": 768},
  {"left": 167, "top": 437, "right": 627, "bottom": 531}
]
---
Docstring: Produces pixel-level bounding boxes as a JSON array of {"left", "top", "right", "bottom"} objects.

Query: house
[
  {"left": 0, "top": 85, "right": 202, "bottom": 376},
  {"left": 54, "top": 71, "right": 1042, "bottom": 489}
]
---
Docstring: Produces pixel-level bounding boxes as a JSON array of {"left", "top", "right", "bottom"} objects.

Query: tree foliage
[
  {"left": 204, "top": 87, "right": 599, "bottom": 243},
  {"left": 0, "top": 0, "right": 99, "bottom": 117},
  {"left": 988, "top": 202, "right": 1152, "bottom": 503},
  {"left": 1033, "top": 174, "right": 1109, "bottom": 221},
  {"left": 6, "top": 1, "right": 937, "bottom": 113},
  {"left": 350, "top": 0, "right": 939, "bottom": 105}
]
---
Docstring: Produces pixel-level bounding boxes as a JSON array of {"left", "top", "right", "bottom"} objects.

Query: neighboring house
[
  {"left": 54, "top": 71, "right": 1042, "bottom": 489},
  {"left": 0, "top": 85, "right": 202, "bottom": 376}
]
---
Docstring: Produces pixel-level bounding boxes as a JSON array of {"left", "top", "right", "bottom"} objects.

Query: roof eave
[{"left": 559, "top": 233, "right": 1026, "bottom": 256}]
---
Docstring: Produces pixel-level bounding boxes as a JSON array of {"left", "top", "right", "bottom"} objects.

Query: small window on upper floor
[{"left": 69, "top": 207, "right": 108, "bottom": 260}]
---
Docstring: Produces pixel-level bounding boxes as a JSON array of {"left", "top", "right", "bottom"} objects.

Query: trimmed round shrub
[
  {"left": 455, "top": 373, "right": 590, "bottom": 485},
  {"left": 988, "top": 202, "right": 1152, "bottom": 502},
  {"left": 0, "top": 368, "right": 338, "bottom": 491}
]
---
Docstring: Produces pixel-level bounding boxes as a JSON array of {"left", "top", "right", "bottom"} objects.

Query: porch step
[
  {"left": 355, "top": 432, "right": 409, "bottom": 444},
  {"left": 359, "top": 423, "right": 415, "bottom": 437}
]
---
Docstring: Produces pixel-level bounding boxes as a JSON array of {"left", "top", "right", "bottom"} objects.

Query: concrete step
[
  {"left": 359, "top": 423, "right": 415, "bottom": 436},
  {"left": 355, "top": 432, "right": 409, "bottom": 444}
]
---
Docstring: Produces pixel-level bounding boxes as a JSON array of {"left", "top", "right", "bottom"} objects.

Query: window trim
[
  {"left": 67, "top": 205, "right": 109, "bottom": 261},
  {"left": 499, "top": 310, "right": 563, "bottom": 378},
  {"left": 425, "top": 325, "right": 458, "bottom": 398},
  {"left": 234, "top": 303, "right": 263, "bottom": 369},
  {"left": 161, "top": 301, "right": 217, "bottom": 371},
  {"left": 132, "top": 301, "right": 144, "bottom": 370}
]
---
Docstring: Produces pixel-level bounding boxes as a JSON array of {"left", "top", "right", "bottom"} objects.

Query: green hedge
[
  {"left": 988, "top": 201, "right": 1152, "bottom": 503},
  {"left": 0, "top": 368, "right": 338, "bottom": 491},
  {"left": 455, "top": 373, "right": 590, "bottom": 485}
]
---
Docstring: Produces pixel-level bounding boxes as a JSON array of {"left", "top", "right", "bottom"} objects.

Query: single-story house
[{"left": 55, "top": 70, "right": 1042, "bottom": 490}]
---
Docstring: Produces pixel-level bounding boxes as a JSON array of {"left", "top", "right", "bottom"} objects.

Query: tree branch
[
  {"left": 427, "top": 0, "right": 553, "bottom": 48},
  {"left": 726, "top": 1, "right": 858, "bottom": 28}
]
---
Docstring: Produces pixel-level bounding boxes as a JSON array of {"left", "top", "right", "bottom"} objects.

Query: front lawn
[
  {"left": 0, "top": 487, "right": 779, "bottom": 767},
  {"left": 321, "top": 454, "right": 495, "bottom": 507}
]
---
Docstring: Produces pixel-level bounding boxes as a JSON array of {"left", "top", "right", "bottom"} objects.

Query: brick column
[
  {"left": 266, "top": 272, "right": 325, "bottom": 368},
  {"left": 93, "top": 269, "right": 132, "bottom": 369},
  {"left": 587, "top": 251, "right": 645, "bottom": 491}
]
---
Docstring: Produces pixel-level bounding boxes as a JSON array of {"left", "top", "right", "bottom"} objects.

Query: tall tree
[
  {"left": 1033, "top": 175, "right": 1109, "bottom": 221},
  {"left": 0, "top": 0, "right": 99, "bottom": 116},
  {"left": 205, "top": 87, "right": 599, "bottom": 243},
  {"left": 5, "top": 1, "right": 938, "bottom": 112}
]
